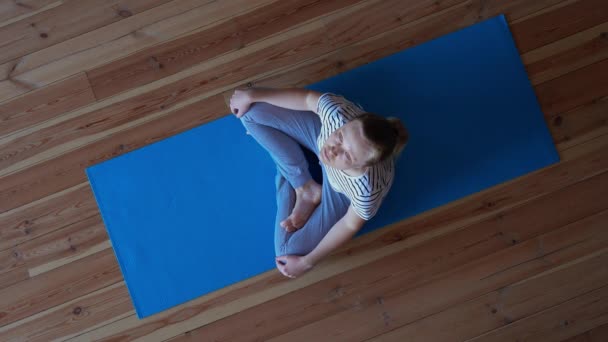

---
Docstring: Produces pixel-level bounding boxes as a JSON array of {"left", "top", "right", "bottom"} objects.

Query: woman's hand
[
  {"left": 275, "top": 255, "right": 314, "bottom": 278},
  {"left": 230, "top": 89, "right": 254, "bottom": 118}
]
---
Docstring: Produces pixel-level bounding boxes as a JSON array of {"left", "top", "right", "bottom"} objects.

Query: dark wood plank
[
  {"left": 510, "top": 0, "right": 608, "bottom": 53},
  {"left": 368, "top": 250, "right": 608, "bottom": 341},
  {"left": 0, "top": 248, "right": 121, "bottom": 328},
  {"left": 562, "top": 323, "right": 608, "bottom": 342},
  {"left": 0, "top": 183, "right": 98, "bottom": 252},
  {"left": 0, "top": 0, "right": 59, "bottom": 24},
  {"left": 549, "top": 96, "right": 608, "bottom": 149},
  {"left": 526, "top": 22, "right": 608, "bottom": 85},
  {"left": 87, "top": 0, "right": 362, "bottom": 100},
  {"left": 325, "top": 0, "right": 565, "bottom": 50},
  {"left": 0, "top": 73, "right": 95, "bottom": 137},
  {"left": 467, "top": 284, "right": 608, "bottom": 342},
  {"left": 536, "top": 58, "right": 608, "bottom": 116},
  {"left": 0, "top": 215, "right": 107, "bottom": 288},
  {"left": 0, "top": 282, "right": 132, "bottom": 342},
  {"left": 0, "top": 0, "right": 171, "bottom": 64}
]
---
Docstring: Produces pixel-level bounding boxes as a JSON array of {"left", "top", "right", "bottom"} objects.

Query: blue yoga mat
[{"left": 86, "top": 15, "right": 559, "bottom": 318}]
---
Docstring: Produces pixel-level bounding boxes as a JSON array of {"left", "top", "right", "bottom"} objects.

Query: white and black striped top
[{"left": 316, "top": 93, "right": 394, "bottom": 220}]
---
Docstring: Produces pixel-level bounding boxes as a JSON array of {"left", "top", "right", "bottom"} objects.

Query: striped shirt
[{"left": 316, "top": 93, "right": 395, "bottom": 220}]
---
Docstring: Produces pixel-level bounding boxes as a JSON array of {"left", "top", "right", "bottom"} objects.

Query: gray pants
[{"left": 240, "top": 103, "right": 350, "bottom": 257}]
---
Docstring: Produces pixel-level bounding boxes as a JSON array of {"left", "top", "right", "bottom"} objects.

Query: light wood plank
[
  {"left": 0, "top": 0, "right": 171, "bottom": 64},
  {"left": 0, "top": 215, "right": 107, "bottom": 288},
  {"left": 0, "top": 72, "right": 95, "bottom": 137},
  {"left": 0, "top": 282, "right": 132, "bottom": 342},
  {"left": 0, "top": 0, "right": 274, "bottom": 103},
  {"left": 0, "top": 0, "right": 61, "bottom": 27},
  {"left": 0, "top": 248, "right": 120, "bottom": 328},
  {"left": 0, "top": 183, "right": 97, "bottom": 252},
  {"left": 524, "top": 22, "right": 608, "bottom": 85},
  {"left": 367, "top": 248, "right": 608, "bottom": 341}
]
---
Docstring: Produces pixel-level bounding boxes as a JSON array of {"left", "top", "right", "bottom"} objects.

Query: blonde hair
[{"left": 355, "top": 113, "right": 409, "bottom": 165}]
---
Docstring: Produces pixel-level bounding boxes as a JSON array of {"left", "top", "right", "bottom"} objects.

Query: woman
[{"left": 230, "top": 88, "right": 408, "bottom": 278}]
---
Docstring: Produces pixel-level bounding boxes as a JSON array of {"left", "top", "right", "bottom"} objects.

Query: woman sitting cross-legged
[{"left": 230, "top": 88, "right": 408, "bottom": 278}]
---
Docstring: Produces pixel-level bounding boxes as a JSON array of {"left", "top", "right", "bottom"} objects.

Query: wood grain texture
[
  {"left": 0, "top": 0, "right": 171, "bottom": 64},
  {"left": 563, "top": 322, "right": 608, "bottom": 342},
  {"left": 0, "top": 0, "right": 607, "bottom": 341},
  {"left": 0, "top": 0, "right": 273, "bottom": 103},
  {"left": 510, "top": 0, "right": 608, "bottom": 53},
  {"left": 0, "top": 72, "right": 95, "bottom": 137},
  {"left": 87, "top": 0, "right": 362, "bottom": 100},
  {"left": 368, "top": 250, "right": 608, "bottom": 342},
  {"left": 0, "top": 0, "right": 61, "bottom": 26}
]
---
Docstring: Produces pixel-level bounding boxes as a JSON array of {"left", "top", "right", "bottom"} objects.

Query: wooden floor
[{"left": 0, "top": 0, "right": 607, "bottom": 341}]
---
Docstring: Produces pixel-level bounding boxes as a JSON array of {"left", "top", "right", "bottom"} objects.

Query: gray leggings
[{"left": 240, "top": 103, "right": 350, "bottom": 257}]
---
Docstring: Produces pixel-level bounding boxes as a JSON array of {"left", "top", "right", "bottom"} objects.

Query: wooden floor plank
[
  {"left": 525, "top": 21, "right": 608, "bottom": 85},
  {"left": 340, "top": 249, "right": 608, "bottom": 342},
  {"left": 0, "top": 282, "right": 132, "bottom": 342},
  {"left": 510, "top": 0, "right": 608, "bottom": 53},
  {"left": 0, "top": 0, "right": 273, "bottom": 103},
  {"left": 466, "top": 284, "right": 608, "bottom": 342},
  {"left": 0, "top": 72, "right": 95, "bottom": 138},
  {"left": 549, "top": 96, "right": 608, "bottom": 150},
  {"left": 2, "top": 0, "right": 217, "bottom": 77},
  {"left": 0, "top": 183, "right": 97, "bottom": 253},
  {"left": 562, "top": 322, "right": 608, "bottom": 342},
  {"left": 0, "top": 0, "right": 171, "bottom": 64},
  {"left": 0, "top": 215, "right": 107, "bottom": 288},
  {"left": 0, "top": 0, "right": 61, "bottom": 27},
  {"left": 87, "top": 0, "right": 363, "bottom": 100},
  {"left": 0, "top": 248, "right": 121, "bottom": 328},
  {"left": 536, "top": 58, "right": 608, "bottom": 116}
]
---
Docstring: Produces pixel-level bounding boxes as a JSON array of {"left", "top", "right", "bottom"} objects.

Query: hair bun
[{"left": 387, "top": 117, "right": 408, "bottom": 157}]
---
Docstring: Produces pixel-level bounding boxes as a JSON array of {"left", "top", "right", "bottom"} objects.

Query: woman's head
[
  {"left": 319, "top": 113, "right": 408, "bottom": 171},
  {"left": 356, "top": 113, "right": 408, "bottom": 165}
]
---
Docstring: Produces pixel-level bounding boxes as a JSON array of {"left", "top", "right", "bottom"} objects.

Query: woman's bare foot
[{"left": 281, "top": 180, "right": 322, "bottom": 232}]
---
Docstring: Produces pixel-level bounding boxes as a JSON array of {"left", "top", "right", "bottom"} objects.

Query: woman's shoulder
[
  {"left": 318, "top": 93, "right": 365, "bottom": 121},
  {"left": 366, "top": 159, "right": 395, "bottom": 189}
]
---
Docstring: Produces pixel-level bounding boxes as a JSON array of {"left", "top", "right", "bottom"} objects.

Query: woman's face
[{"left": 320, "top": 120, "right": 377, "bottom": 170}]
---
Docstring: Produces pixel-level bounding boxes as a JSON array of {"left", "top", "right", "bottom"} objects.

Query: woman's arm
[
  {"left": 303, "top": 205, "right": 366, "bottom": 266},
  {"left": 230, "top": 88, "right": 321, "bottom": 117},
  {"left": 275, "top": 205, "right": 365, "bottom": 278}
]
